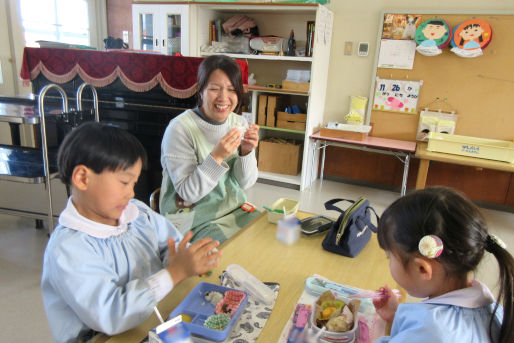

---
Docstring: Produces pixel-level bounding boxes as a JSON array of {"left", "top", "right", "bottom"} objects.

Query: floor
[{"left": 1, "top": 179, "right": 513, "bottom": 342}]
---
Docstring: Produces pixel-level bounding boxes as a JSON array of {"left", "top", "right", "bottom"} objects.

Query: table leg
[
  {"left": 309, "top": 141, "right": 316, "bottom": 189},
  {"left": 400, "top": 154, "right": 410, "bottom": 196},
  {"left": 320, "top": 144, "right": 326, "bottom": 181},
  {"left": 416, "top": 159, "right": 430, "bottom": 190}
]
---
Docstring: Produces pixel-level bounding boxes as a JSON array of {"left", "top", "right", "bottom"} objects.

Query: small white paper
[
  {"left": 316, "top": 6, "right": 333, "bottom": 46},
  {"left": 378, "top": 39, "right": 416, "bottom": 70}
]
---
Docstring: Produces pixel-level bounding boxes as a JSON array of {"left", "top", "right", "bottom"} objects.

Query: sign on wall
[{"left": 372, "top": 78, "right": 422, "bottom": 113}]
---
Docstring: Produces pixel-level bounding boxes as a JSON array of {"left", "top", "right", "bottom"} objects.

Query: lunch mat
[
  {"left": 277, "top": 276, "right": 387, "bottom": 343},
  {"left": 217, "top": 271, "right": 279, "bottom": 342},
  {"left": 141, "top": 273, "right": 279, "bottom": 343}
]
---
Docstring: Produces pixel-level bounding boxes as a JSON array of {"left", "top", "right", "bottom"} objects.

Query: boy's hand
[
  {"left": 372, "top": 285, "right": 399, "bottom": 324},
  {"left": 240, "top": 124, "right": 259, "bottom": 156},
  {"left": 167, "top": 231, "right": 222, "bottom": 285},
  {"left": 211, "top": 128, "right": 241, "bottom": 164}
]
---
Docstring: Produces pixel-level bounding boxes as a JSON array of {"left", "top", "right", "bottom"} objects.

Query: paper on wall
[{"left": 378, "top": 39, "right": 416, "bottom": 69}]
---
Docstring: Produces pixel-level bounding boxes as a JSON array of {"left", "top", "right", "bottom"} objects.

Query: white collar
[
  {"left": 422, "top": 280, "right": 495, "bottom": 308},
  {"left": 59, "top": 197, "right": 139, "bottom": 238}
]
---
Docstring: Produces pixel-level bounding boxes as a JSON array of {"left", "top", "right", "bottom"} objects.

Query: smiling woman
[{"left": 159, "top": 55, "right": 261, "bottom": 244}]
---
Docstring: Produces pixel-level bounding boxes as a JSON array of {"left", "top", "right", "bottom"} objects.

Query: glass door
[
  {"left": 132, "top": 4, "right": 160, "bottom": 52},
  {"left": 133, "top": 4, "right": 188, "bottom": 55},
  {"left": 163, "top": 5, "right": 188, "bottom": 56},
  {"left": 139, "top": 13, "right": 155, "bottom": 51},
  {"left": 167, "top": 14, "right": 181, "bottom": 55}
]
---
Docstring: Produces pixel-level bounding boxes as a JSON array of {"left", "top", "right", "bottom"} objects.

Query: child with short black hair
[
  {"left": 41, "top": 122, "right": 221, "bottom": 343},
  {"left": 373, "top": 187, "right": 513, "bottom": 343}
]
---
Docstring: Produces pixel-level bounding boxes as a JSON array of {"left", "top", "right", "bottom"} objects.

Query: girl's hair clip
[
  {"left": 488, "top": 234, "right": 507, "bottom": 249},
  {"left": 418, "top": 235, "right": 444, "bottom": 258}
]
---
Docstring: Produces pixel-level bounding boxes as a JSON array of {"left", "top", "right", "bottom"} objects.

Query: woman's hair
[
  {"left": 196, "top": 54, "right": 244, "bottom": 114},
  {"left": 377, "top": 186, "right": 513, "bottom": 343},
  {"left": 58, "top": 122, "right": 148, "bottom": 186}
]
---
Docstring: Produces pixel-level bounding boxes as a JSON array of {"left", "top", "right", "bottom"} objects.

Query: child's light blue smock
[
  {"left": 375, "top": 280, "right": 502, "bottom": 343},
  {"left": 41, "top": 198, "right": 182, "bottom": 343}
]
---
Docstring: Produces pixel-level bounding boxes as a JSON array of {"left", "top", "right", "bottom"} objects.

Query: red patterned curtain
[{"left": 20, "top": 48, "right": 249, "bottom": 99}]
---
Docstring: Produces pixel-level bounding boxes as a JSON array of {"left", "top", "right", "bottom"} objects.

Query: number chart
[{"left": 372, "top": 78, "right": 422, "bottom": 114}]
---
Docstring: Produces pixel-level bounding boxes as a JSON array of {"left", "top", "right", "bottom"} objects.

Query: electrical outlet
[
  {"left": 122, "top": 31, "right": 129, "bottom": 44},
  {"left": 344, "top": 41, "right": 353, "bottom": 56}
]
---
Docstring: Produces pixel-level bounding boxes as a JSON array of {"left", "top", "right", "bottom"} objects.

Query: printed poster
[
  {"left": 373, "top": 78, "right": 422, "bottom": 113},
  {"left": 382, "top": 14, "right": 423, "bottom": 40}
]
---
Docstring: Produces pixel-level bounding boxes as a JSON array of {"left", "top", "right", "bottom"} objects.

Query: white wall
[
  {"left": 0, "top": 0, "right": 23, "bottom": 96},
  {"left": 323, "top": 0, "right": 514, "bottom": 124}
]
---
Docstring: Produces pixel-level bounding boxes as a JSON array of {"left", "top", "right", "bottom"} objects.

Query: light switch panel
[
  {"left": 123, "top": 31, "right": 129, "bottom": 44},
  {"left": 344, "top": 41, "right": 353, "bottom": 56}
]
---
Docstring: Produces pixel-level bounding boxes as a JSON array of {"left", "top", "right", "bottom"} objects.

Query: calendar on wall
[{"left": 372, "top": 78, "right": 422, "bottom": 113}]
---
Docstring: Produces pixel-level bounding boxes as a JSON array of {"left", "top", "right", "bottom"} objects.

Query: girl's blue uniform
[{"left": 375, "top": 281, "right": 502, "bottom": 343}]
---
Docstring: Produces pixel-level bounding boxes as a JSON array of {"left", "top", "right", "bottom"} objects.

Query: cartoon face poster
[
  {"left": 451, "top": 19, "right": 492, "bottom": 58},
  {"left": 382, "top": 14, "right": 422, "bottom": 40},
  {"left": 373, "top": 78, "right": 422, "bottom": 114},
  {"left": 415, "top": 19, "right": 452, "bottom": 56}
]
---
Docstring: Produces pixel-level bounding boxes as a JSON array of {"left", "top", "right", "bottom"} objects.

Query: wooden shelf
[
  {"left": 200, "top": 52, "right": 312, "bottom": 62},
  {"left": 248, "top": 85, "right": 309, "bottom": 96},
  {"left": 260, "top": 126, "right": 305, "bottom": 134},
  {"left": 258, "top": 170, "right": 302, "bottom": 186}
]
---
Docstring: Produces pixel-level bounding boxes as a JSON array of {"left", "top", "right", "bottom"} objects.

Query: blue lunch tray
[{"left": 168, "top": 282, "right": 248, "bottom": 342}]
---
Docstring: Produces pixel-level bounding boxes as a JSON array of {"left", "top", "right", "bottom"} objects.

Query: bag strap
[
  {"left": 324, "top": 198, "right": 355, "bottom": 214},
  {"left": 365, "top": 206, "right": 380, "bottom": 232}
]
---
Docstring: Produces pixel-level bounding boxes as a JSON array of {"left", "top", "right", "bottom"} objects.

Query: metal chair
[
  {"left": 149, "top": 187, "right": 160, "bottom": 212},
  {"left": 38, "top": 82, "right": 99, "bottom": 233}
]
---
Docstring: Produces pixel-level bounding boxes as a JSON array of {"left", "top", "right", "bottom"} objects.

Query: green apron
[{"left": 161, "top": 112, "right": 260, "bottom": 243}]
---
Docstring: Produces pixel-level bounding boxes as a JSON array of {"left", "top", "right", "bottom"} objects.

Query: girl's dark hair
[
  {"left": 57, "top": 122, "right": 148, "bottom": 186},
  {"left": 196, "top": 54, "right": 244, "bottom": 114},
  {"left": 459, "top": 24, "right": 484, "bottom": 46},
  {"left": 377, "top": 187, "right": 513, "bottom": 343}
]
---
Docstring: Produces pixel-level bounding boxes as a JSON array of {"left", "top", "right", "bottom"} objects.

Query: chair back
[{"left": 149, "top": 188, "right": 160, "bottom": 212}]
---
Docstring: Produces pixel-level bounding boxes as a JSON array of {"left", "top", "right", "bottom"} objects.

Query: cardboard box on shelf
[
  {"left": 257, "top": 94, "right": 268, "bottom": 126},
  {"left": 258, "top": 138, "right": 303, "bottom": 175},
  {"left": 320, "top": 127, "right": 368, "bottom": 141},
  {"left": 265, "top": 95, "right": 285, "bottom": 127},
  {"left": 281, "top": 80, "right": 310, "bottom": 92},
  {"left": 276, "top": 111, "right": 306, "bottom": 131}
]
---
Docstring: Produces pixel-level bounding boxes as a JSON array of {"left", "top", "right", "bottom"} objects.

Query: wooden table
[
  {"left": 415, "top": 142, "right": 514, "bottom": 189},
  {"left": 310, "top": 131, "right": 417, "bottom": 196},
  {"left": 106, "top": 211, "right": 399, "bottom": 343}
]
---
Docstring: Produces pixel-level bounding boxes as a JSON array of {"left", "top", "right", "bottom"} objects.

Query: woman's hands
[
  {"left": 211, "top": 128, "right": 242, "bottom": 164},
  {"left": 372, "top": 285, "right": 399, "bottom": 324},
  {"left": 210, "top": 124, "right": 260, "bottom": 164},
  {"left": 167, "top": 231, "right": 222, "bottom": 285},
  {"left": 240, "top": 124, "right": 259, "bottom": 156}
]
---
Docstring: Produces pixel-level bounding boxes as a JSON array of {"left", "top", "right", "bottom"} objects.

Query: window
[{"left": 20, "top": 0, "right": 90, "bottom": 47}]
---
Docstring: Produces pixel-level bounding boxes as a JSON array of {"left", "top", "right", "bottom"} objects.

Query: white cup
[{"left": 276, "top": 217, "right": 301, "bottom": 245}]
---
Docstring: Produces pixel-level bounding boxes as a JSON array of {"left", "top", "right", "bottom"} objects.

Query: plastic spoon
[
  {"left": 154, "top": 306, "right": 164, "bottom": 324},
  {"left": 263, "top": 206, "right": 283, "bottom": 213}
]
